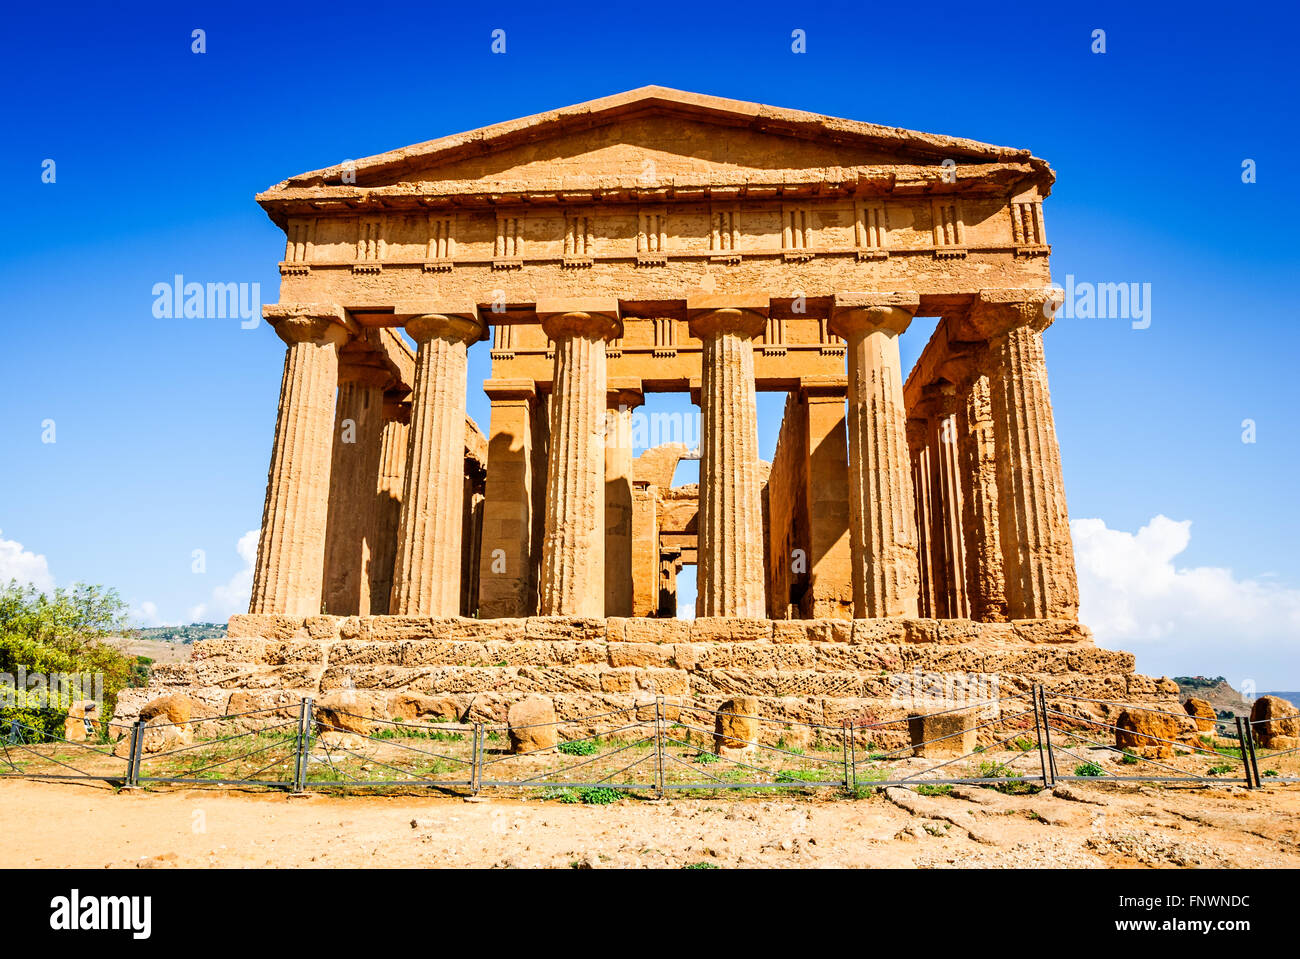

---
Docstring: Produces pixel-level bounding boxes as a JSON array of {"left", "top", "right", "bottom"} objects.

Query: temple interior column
[
  {"left": 929, "top": 382, "right": 969, "bottom": 619},
  {"left": 368, "top": 394, "right": 410, "bottom": 617},
  {"left": 250, "top": 304, "right": 351, "bottom": 617},
  {"left": 322, "top": 362, "right": 389, "bottom": 615},
  {"left": 801, "top": 384, "right": 854, "bottom": 619},
  {"left": 906, "top": 418, "right": 938, "bottom": 618},
  {"left": 390, "top": 306, "right": 485, "bottom": 616},
  {"left": 604, "top": 384, "right": 642, "bottom": 617},
  {"left": 537, "top": 298, "right": 621, "bottom": 617},
  {"left": 477, "top": 379, "right": 538, "bottom": 617},
  {"left": 829, "top": 293, "right": 920, "bottom": 618},
  {"left": 956, "top": 360, "right": 1009, "bottom": 622},
  {"left": 688, "top": 294, "right": 768, "bottom": 619},
  {"left": 972, "top": 291, "right": 1079, "bottom": 620}
]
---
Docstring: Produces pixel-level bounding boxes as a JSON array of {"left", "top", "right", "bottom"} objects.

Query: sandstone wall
[{"left": 114, "top": 615, "right": 1178, "bottom": 739}]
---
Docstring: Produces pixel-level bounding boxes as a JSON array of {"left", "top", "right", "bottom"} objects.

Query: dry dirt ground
[{"left": 3, "top": 778, "right": 1299, "bottom": 869}]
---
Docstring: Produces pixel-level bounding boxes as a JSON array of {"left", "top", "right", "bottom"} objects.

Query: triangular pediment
[{"left": 260, "top": 86, "right": 1051, "bottom": 205}]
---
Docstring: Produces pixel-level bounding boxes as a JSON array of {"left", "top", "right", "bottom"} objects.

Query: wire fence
[{"left": 1, "top": 685, "right": 1293, "bottom": 796}]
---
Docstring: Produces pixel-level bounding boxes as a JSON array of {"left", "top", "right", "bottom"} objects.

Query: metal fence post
[
  {"left": 654, "top": 697, "right": 665, "bottom": 797},
  {"left": 1235, "top": 716, "right": 1259, "bottom": 788},
  {"left": 1032, "top": 684, "right": 1050, "bottom": 787},
  {"left": 1037, "top": 687, "right": 1058, "bottom": 786},
  {"left": 291, "top": 697, "right": 313, "bottom": 793},
  {"left": 841, "top": 720, "right": 850, "bottom": 792},
  {"left": 125, "top": 718, "right": 146, "bottom": 789},
  {"left": 471, "top": 722, "right": 483, "bottom": 795}
]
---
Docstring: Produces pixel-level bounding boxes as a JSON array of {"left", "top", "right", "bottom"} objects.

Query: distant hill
[
  {"left": 133, "top": 622, "right": 227, "bottom": 644},
  {"left": 1173, "top": 676, "right": 1252, "bottom": 718}
]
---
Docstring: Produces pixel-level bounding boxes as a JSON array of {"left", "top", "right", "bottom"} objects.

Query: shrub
[
  {"left": 578, "top": 786, "right": 622, "bottom": 805},
  {"left": 557, "top": 739, "right": 599, "bottom": 756},
  {"left": 1074, "top": 762, "right": 1104, "bottom": 777}
]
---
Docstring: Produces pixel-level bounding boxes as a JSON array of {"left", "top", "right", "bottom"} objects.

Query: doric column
[
  {"left": 970, "top": 290, "right": 1079, "bottom": 620},
  {"left": 368, "top": 395, "right": 410, "bottom": 617},
  {"left": 537, "top": 298, "right": 622, "bottom": 617},
  {"left": 928, "top": 382, "right": 969, "bottom": 619},
  {"left": 687, "top": 294, "right": 769, "bottom": 619},
  {"left": 906, "top": 418, "right": 938, "bottom": 618},
  {"left": 829, "top": 292, "right": 921, "bottom": 618},
  {"left": 477, "top": 379, "right": 539, "bottom": 617},
  {"left": 955, "top": 360, "right": 1009, "bottom": 622},
  {"left": 250, "top": 304, "right": 352, "bottom": 616},
  {"left": 389, "top": 305, "right": 485, "bottom": 616},
  {"left": 322, "top": 361, "right": 390, "bottom": 615},
  {"left": 604, "top": 383, "right": 643, "bottom": 617}
]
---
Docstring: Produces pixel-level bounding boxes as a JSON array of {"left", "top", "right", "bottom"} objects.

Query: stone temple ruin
[{"left": 119, "top": 87, "right": 1175, "bottom": 732}]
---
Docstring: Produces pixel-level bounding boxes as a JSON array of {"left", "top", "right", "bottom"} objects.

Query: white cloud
[
  {"left": 203, "top": 530, "right": 259, "bottom": 621},
  {"left": 0, "top": 529, "right": 55, "bottom": 593},
  {"left": 130, "top": 600, "right": 180, "bottom": 628},
  {"left": 1073, "top": 515, "right": 1300, "bottom": 689}
]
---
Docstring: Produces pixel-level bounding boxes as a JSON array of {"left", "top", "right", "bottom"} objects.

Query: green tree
[{"left": 0, "top": 580, "right": 136, "bottom": 740}]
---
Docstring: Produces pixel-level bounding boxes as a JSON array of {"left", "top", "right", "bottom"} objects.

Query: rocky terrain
[{"left": 3, "top": 778, "right": 1296, "bottom": 869}]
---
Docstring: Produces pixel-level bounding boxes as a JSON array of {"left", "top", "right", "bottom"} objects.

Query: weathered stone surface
[
  {"left": 1115, "top": 708, "right": 1199, "bottom": 759},
  {"left": 314, "top": 693, "right": 384, "bottom": 735},
  {"left": 389, "top": 692, "right": 460, "bottom": 722},
  {"left": 140, "top": 694, "right": 215, "bottom": 727},
  {"left": 1251, "top": 695, "right": 1300, "bottom": 749},
  {"left": 714, "top": 695, "right": 761, "bottom": 761},
  {"left": 1183, "top": 697, "right": 1217, "bottom": 733},
  {"left": 908, "top": 709, "right": 977, "bottom": 758},
  {"left": 63, "top": 701, "right": 98, "bottom": 742},
  {"left": 508, "top": 697, "right": 559, "bottom": 753}
]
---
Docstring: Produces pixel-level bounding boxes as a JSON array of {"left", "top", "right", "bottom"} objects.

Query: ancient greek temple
[{"left": 248, "top": 86, "right": 1078, "bottom": 628}]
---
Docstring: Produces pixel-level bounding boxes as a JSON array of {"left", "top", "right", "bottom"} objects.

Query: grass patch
[
  {"left": 557, "top": 739, "right": 599, "bottom": 756},
  {"left": 683, "top": 861, "right": 718, "bottom": 869},
  {"left": 915, "top": 783, "right": 954, "bottom": 796},
  {"left": 578, "top": 786, "right": 622, "bottom": 805}
]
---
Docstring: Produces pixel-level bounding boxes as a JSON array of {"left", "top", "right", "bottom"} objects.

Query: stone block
[
  {"left": 908, "top": 709, "right": 978, "bottom": 758},
  {"left": 525, "top": 617, "right": 607, "bottom": 643},
  {"left": 508, "top": 697, "right": 558, "bottom": 753},
  {"left": 1251, "top": 695, "right": 1300, "bottom": 749},
  {"left": 714, "top": 696, "right": 760, "bottom": 761},
  {"left": 227, "top": 614, "right": 305, "bottom": 640},
  {"left": 1183, "top": 697, "right": 1217, "bottom": 733}
]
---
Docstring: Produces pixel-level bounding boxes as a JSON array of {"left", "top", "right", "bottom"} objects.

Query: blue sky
[{"left": 1, "top": 1, "right": 1296, "bottom": 686}]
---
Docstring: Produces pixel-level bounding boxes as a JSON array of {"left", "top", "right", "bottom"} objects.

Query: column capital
[
  {"left": 923, "top": 379, "right": 961, "bottom": 417},
  {"left": 482, "top": 377, "right": 537, "bottom": 401},
  {"left": 686, "top": 293, "right": 769, "bottom": 340},
  {"left": 536, "top": 297, "right": 622, "bottom": 341},
  {"left": 607, "top": 378, "right": 645, "bottom": 410},
  {"left": 397, "top": 301, "right": 485, "bottom": 345},
  {"left": 264, "top": 303, "right": 352, "bottom": 347},
  {"left": 829, "top": 291, "right": 920, "bottom": 339},
  {"left": 968, "top": 288, "right": 1061, "bottom": 339}
]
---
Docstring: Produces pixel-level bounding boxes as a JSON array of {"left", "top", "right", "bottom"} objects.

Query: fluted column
[
  {"left": 956, "top": 364, "right": 1008, "bottom": 622},
  {"left": 322, "top": 362, "right": 389, "bottom": 615},
  {"left": 906, "top": 418, "right": 938, "bottom": 618},
  {"left": 970, "top": 290, "right": 1079, "bottom": 620},
  {"left": 928, "top": 382, "right": 969, "bottom": 619},
  {"left": 688, "top": 295, "right": 768, "bottom": 619},
  {"left": 368, "top": 396, "right": 410, "bottom": 617},
  {"left": 250, "top": 304, "right": 351, "bottom": 616},
  {"left": 537, "top": 298, "right": 622, "bottom": 617},
  {"left": 390, "top": 306, "right": 485, "bottom": 616},
  {"left": 604, "top": 384, "right": 643, "bottom": 617},
  {"left": 830, "top": 293, "right": 921, "bottom": 618}
]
